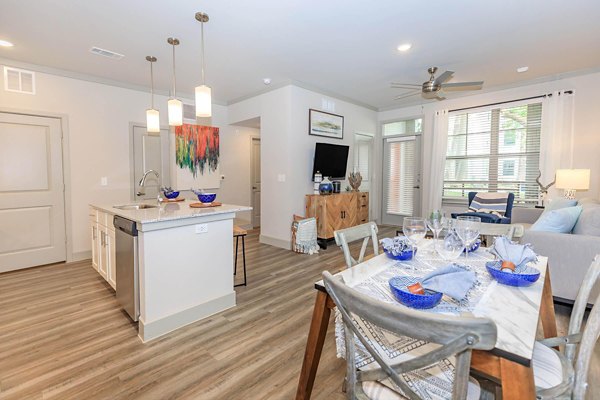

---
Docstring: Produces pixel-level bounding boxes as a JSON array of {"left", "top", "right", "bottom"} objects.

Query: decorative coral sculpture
[{"left": 348, "top": 172, "right": 362, "bottom": 192}]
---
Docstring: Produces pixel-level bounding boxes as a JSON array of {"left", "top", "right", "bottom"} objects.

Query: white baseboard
[
  {"left": 70, "top": 250, "right": 92, "bottom": 262},
  {"left": 259, "top": 234, "right": 291, "bottom": 250},
  {"left": 138, "top": 292, "right": 236, "bottom": 342}
]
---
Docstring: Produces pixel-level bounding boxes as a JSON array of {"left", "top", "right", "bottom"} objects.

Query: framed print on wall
[{"left": 309, "top": 109, "right": 344, "bottom": 139}]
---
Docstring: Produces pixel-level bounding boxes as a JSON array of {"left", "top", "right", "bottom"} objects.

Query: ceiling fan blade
[
  {"left": 433, "top": 70, "right": 454, "bottom": 84},
  {"left": 391, "top": 82, "right": 421, "bottom": 87},
  {"left": 394, "top": 91, "right": 421, "bottom": 100},
  {"left": 441, "top": 81, "right": 484, "bottom": 91}
]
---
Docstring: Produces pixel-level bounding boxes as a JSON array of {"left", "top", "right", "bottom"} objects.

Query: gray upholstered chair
[
  {"left": 533, "top": 255, "right": 600, "bottom": 399},
  {"left": 323, "top": 271, "right": 497, "bottom": 400},
  {"left": 334, "top": 222, "right": 379, "bottom": 269}
]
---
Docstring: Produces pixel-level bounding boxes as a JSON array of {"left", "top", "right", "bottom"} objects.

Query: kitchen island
[{"left": 89, "top": 200, "right": 251, "bottom": 342}]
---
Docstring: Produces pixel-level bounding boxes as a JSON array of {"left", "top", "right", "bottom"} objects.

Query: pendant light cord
[
  {"left": 172, "top": 43, "right": 177, "bottom": 98},
  {"left": 201, "top": 19, "right": 206, "bottom": 84},
  {"left": 150, "top": 60, "right": 155, "bottom": 109}
]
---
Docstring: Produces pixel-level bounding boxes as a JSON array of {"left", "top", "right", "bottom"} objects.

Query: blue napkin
[
  {"left": 489, "top": 236, "right": 537, "bottom": 272},
  {"left": 421, "top": 264, "right": 477, "bottom": 301}
]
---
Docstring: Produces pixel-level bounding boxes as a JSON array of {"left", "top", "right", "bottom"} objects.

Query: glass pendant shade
[
  {"left": 146, "top": 108, "right": 160, "bottom": 133},
  {"left": 195, "top": 85, "right": 212, "bottom": 117},
  {"left": 168, "top": 98, "right": 183, "bottom": 126}
]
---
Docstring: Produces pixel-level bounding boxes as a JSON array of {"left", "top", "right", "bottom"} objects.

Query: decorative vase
[
  {"left": 318, "top": 177, "right": 334, "bottom": 195},
  {"left": 348, "top": 172, "right": 362, "bottom": 192}
]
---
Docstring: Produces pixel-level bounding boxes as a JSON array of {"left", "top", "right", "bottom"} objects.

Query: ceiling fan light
[
  {"left": 195, "top": 85, "right": 212, "bottom": 118},
  {"left": 168, "top": 98, "right": 183, "bottom": 126},
  {"left": 146, "top": 109, "right": 160, "bottom": 134}
]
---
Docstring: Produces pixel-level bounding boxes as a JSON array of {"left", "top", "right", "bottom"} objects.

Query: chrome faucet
[{"left": 137, "top": 169, "right": 160, "bottom": 196}]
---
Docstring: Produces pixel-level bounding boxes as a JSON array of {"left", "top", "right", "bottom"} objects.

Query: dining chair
[
  {"left": 334, "top": 222, "right": 379, "bottom": 269},
  {"left": 323, "top": 271, "right": 498, "bottom": 400},
  {"left": 532, "top": 255, "right": 600, "bottom": 399}
]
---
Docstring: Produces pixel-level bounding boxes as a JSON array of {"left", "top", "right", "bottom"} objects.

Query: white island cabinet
[
  {"left": 89, "top": 200, "right": 251, "bottom": 342},
  {"left": 89, "top": 207, "right": 116, "bottom": 289}
]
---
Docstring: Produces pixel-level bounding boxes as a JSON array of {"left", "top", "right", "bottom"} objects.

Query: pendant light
[
  {"left": 195, "top": 12, "right": 212, "bottom": 118},
  {"left": 145, "top": 56, "right": 160, "bottom": 133},
  {"left": 167, "top": 37, "right": 183, "bottom": 126}
]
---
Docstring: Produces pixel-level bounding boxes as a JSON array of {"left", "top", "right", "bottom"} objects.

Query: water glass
[
  {"left": 455, "top": 216, "right": 481, "bottom": 260},
  {"left": 437, "top": 221, "right": 464, "bottom": 260},
  {"left": 402, "top": 217, "right": 427, "bottom": 263},
  {"left": 426, "top": 210, "right": 446, "bottom": 253}
]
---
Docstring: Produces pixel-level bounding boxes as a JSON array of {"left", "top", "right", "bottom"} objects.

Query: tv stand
[{"left": 305, "top": 192, "right": 369, "bottom": 246}]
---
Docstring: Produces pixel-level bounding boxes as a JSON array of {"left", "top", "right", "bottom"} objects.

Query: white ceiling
[{"left": 1, "top": 0, "right": 599, "bottom": 109}]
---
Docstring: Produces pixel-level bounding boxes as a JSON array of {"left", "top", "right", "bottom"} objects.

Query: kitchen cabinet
[{"left": 89, "top": 207, "right": 116, "bottom": 290}]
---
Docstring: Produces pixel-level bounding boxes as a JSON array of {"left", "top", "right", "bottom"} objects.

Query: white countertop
[{"left": 90, "top": 200, "right": 252, "bottom": 224}]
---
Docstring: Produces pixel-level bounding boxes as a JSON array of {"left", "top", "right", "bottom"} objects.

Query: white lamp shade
[
  {"left": 555, "top": 169, "right": 591, "bottom": 190},
  {"left": 146, "top": 109, "right": 160, "bottom": 133},
  {"left": 168, "top": 98, "right": 183, "bottom": 126},
  {"left": 195, "top": 85, "right": 212, "bottom": 118}
]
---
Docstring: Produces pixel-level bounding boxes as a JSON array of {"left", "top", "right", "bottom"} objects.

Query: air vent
[
  {"left": 183, "top": 103, "right": 196, "bottom": 122},
  {"left": 3, "top": 66, "right": 36, "bottom": 94},
  {"left": 89, "top": 46, "right": 124, "bottom": 60}
]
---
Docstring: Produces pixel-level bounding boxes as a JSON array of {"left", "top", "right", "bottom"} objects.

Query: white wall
[
  {"left": 378, "top": 70, "right": 600, "bottom": 218},
  {"left": 0, "top": 67, "right": 253, "bottom": 259},
  {"left": 228, "top": 84, "right": 378, "bottom": 248}
]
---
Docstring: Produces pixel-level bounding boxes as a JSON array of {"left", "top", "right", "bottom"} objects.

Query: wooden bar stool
[{"left": 233, "top": 226, "right": 247, "bottom": 287}]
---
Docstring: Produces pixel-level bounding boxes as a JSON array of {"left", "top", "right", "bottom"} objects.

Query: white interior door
[
  {"left": 132, "top": 125, "right": 170, "bottom": 200},
  {"left": 251, "top": 138, "right": 261, "bottom": 228},
  {"left": 382, "top": 135, "right": 422, "bottom": 226},
  {"left": 0, "top": 112, "right": 66, "bottom": 272}
]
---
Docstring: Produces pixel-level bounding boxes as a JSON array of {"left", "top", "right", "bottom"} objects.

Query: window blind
[
  {"left": 443, "top": 101, "right": 542, "bottom": 205},
  {"left": 387, "top": 137, "right": 416, "bottom": 215}
]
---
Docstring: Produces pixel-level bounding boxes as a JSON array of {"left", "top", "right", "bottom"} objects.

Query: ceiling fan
[{"left": 391, "top": 67, "right": 484, "bottom": 101}]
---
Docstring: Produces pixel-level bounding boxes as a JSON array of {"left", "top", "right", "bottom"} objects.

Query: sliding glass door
[{"left": 382, "top": 135, "right": 422, "bottom": 226}]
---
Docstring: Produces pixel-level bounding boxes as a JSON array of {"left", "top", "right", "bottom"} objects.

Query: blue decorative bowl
[
  {"left": 384, "top": 248, "right": 416, "bottom": 261},
  {"left": 163, "top": 190, "right": 180, "bottom": 199},
  {"left": 464, "top": 239, "right": 481, "bottom": 253},
  {"left": 318, "top": 182, "right": 333, "bottom": 195},
  {"left": 485, "top": 260, "right": 540, "bottom": 287},
  {"left": 197, "top": 193, "right": 217, "bottom": 203},
  {"left": 389, "top": 276, "right": 442, "bottom": 309}
]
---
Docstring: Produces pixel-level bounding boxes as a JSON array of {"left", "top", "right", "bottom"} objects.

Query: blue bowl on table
[
  {"left": 389, "top": 276, "right": 442, "bottom": 309},
  {"left": 464, "top": 239, "right": 481, "bottom": 253},
  {"left": 485, "top": 260, "right": 540, "bottom": 287},
  {"left": 384, "top": 248, "right": 415, "bottom": 261},
  {"left": 197, "top": 192, "right": 217, "bottom": 203},
  {"left": 163, "top": 190, "right": 180, "bottom": 199}
]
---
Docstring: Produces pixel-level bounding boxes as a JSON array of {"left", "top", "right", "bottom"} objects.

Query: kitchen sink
[{"left": 113, "top": 203, "right": 158, "bottom": 210}]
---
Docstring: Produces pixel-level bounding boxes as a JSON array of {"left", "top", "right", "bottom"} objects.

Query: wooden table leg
[
  {"left": 540, "top": 267, "right": 558, "bottom": 340},
  {"left": 500, "top": 357, "right": 536, "bottom": 399},
  {"left": 296, "top": 290, "right": 333, "bottom": 400}
]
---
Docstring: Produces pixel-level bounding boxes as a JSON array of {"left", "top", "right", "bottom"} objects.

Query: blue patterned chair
[{"left": 451, "top": 192, "right": 515, "bottom": 224}]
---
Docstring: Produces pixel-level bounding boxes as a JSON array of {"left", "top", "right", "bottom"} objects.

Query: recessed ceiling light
[
  {"left": 263, "top": 78, "right": 272, "bottom": 85},
  {"left": 397, "top": 43, "right": 412, "bottom": 52},
  {"left": 517, "top": 66, "right": 529, "bottom": 73},
  {"left": 0, "top": 40, "right": 14, "bottom": 47}
]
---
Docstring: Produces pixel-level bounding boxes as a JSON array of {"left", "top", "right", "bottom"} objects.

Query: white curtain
[
  {"left": 423, "top": 109, "right": 449, "bottom": 212},
  {"left": 540, "top": 91, "right": 575, "bottom": 198}
]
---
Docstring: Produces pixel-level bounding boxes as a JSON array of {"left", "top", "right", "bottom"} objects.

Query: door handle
[
  {"left": 413, "top": 186, "right": 421, "bottom": 189},
  {"left": 252, "top": 186, "right": 257, "bottom": 190}
]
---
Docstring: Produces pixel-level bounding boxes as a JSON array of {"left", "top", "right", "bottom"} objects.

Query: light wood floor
[{"left": 0, "top": 226, "right": 597, "bottom": 399}]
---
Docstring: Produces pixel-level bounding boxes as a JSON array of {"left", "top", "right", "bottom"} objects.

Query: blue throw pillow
[
  {"left": 531, "top": 206, "right": 583, "bottom": 233},
  {"left": 546, "top": 198, "right": 578, "bottom": 211}
]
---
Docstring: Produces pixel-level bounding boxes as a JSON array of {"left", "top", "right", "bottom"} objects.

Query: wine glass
[
  {"left": 455, "top": 216, "right": 481, "bottom": 260},
  {"left": 426, "top": 210, "right": 446, "bottom": 254},
  {"left": 437, "top": 220, "right": 465, "bottom": 261},
  {"left": 402, "top": 217, "right": 427, "bottom": 263}
]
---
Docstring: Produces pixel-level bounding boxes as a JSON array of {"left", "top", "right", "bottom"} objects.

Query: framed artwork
[
  {"left": 309, "top": 109, "right": 344, "bottom": 139},
  {"left": 175, "top": 124, "right": 220, "bottom": 189}
]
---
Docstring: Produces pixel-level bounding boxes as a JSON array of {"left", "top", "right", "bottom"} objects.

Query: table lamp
[{"left": 555, "top": 169, "right": 590, "bottom": 199}]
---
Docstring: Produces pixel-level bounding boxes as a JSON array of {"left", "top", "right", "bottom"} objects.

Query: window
[
  {"left": 383, "top": 117, "right": 422, "bottom": 137},
  {"left": 443, "top": 102, "right": 542, "bottom": 205}
]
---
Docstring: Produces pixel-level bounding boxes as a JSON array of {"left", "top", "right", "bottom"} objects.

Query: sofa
[{"left": 512, "top": 198, "right": 600, "bottom": 303}]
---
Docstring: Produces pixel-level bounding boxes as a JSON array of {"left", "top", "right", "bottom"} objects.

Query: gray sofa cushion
[{"left": 573, "top": 203, "right": 600, "bottom": 236}]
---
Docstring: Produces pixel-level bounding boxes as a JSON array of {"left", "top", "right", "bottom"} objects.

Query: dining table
[{"left": 295, "top": 240, "right": 557, "bottom": 400}]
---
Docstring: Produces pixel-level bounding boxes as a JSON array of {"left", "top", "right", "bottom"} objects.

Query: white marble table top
[{"left": 316, "top": 240, "right": 548, "bottom": 366}]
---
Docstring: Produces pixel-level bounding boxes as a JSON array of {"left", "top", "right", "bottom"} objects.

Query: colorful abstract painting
[{"left": 175, "top": 124, "right": 220, "bottom": 177}]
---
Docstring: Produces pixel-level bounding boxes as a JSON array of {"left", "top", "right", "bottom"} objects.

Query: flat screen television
[{"left": 312, "top": 143, "right": 349, "bottom": 180}]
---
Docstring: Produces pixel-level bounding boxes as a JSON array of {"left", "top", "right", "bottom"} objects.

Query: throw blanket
[
  {"left": 468, "top": 192, "right": 509, "bottom": 217},
  {"left": 292, "top": 217, "right": 319, "bottom": 255}
]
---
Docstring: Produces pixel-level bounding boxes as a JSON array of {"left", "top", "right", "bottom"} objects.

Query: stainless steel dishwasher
[{"left": 114, "top": 215, "right": 139, "bottom": 321}]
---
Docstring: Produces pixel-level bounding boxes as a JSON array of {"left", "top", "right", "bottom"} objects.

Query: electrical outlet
[
  {"left": 195, "top": 224, "right": 208, "bottom": 234},
  {"left": 100, "top": 177, "right": 108, "bottom": 186}
]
